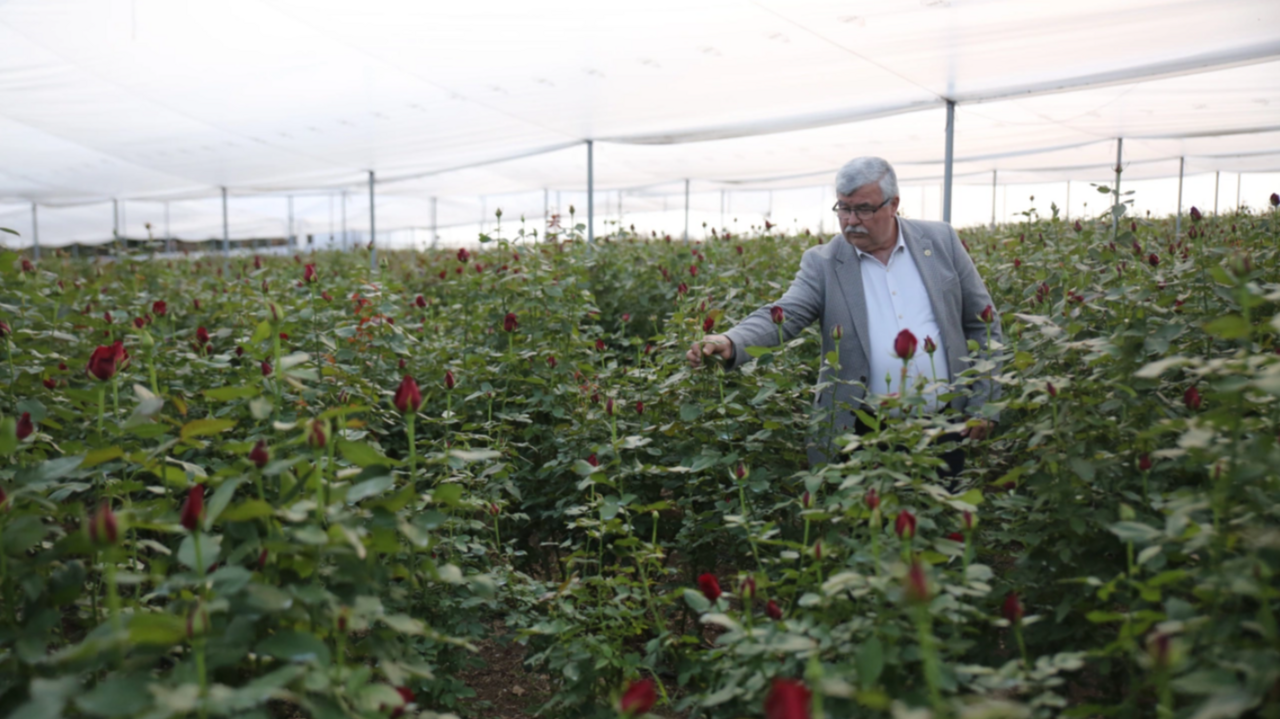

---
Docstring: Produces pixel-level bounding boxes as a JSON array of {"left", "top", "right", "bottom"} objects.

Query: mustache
[{"left": 843, "top": 225, "right": 869, "bottom": 235}]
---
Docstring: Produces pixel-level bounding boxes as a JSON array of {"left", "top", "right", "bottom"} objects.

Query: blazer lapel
[{"left": 831, "top": 237, "right": 871, "bottom": 366}]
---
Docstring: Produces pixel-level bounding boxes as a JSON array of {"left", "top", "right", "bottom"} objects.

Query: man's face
[{"left": 837, "top": 184, "right": 899, "bottom": 253}]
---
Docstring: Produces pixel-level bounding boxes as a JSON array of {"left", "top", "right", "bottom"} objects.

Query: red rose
[
  {"left": 980, "top": 304, "right": 995, "bottom": 324},
  {"left": 905, "top": 561, "right": 930, "bottom": 604},
  {"left": 865, "top": 488, "right": 879, "bottom": 510},
  {"left": 444, "top": 370, "right": 456, "bottom": 390},
  {"left": 16, "top": 412, "right": 34, "bottom": 440},
  {"left": 922, "top": 336, "right": 937, "bottom": 354},
  {"left": 42, "top": 378, "right": 56, "bottom": 390},
  {"left": 595, "top": 339, "right": 606, "bottom": 352},
  {"left": 606, "top": 398, "right": 615, "bottom": 416},
  {"left": 1184, "top": 386, "right": 1201, "bottom": 411},
  {"left": 895, "top": 510, "right": 917, "bottom": 540},
  {"left": 304, "top": 263, "right": 317, "bottom": 283},
  {"left": 249, "top": 440, "right": 270, "bottom": 469},
  {"left": 702, "top": 316, "right": 715, "bottom": 333},
  {"left": 547, "top": 355, "right": 557, "bottom": 369},
  {"left": 180, "top": 485, "right": 205, "bottom": 531},
  {"left": 503, "top": 312, "right": 518, "bottom": 332},
  {"left": 0, "top": 320, "right": 10, "bottom": 338},
  {"left": 586, "top": 454, "right": 599, "bottom": 468},
  {"left": 764, "top": 678, "right": 811, "bottom": 719},
  {"left": 1002, "top": 591, "right": 1025, "bottom": 624},
  {"left": 697, "top": 573, "right": 721, "bottom": 603},
  {"left": 88, "top": 501, "right": 119, "bottom": 545},
  {"left": 765, "top": 600, "right": 783, "bottom": 620},
  {"left": 394, "top": 375, "right": 423, "bottom": 414},
  {"left": 635, "top": 400, "right": 644, "bottom": 415},
  {"left": 87, "top": 341, "right": 129, "bottom": 381},
  {"left": 947, "top": 532, "right": 964, "bottom": 543},
  {"left": 415, "top": 294, "right": 426, "bottom": 308},
  {"left": 677, "top": 282, "right": 688, "bottom": 295},
  {"left": 770, "top": 306, "right": 785, "bottom": 325},
  {"left": 196, "top": 327, "right": 211, "bottom": 345},
  {"left": 261, "top": 360, "right": 272, "bottom": 377},
  {"left": 893, "top": 329, "right": 917, "bottom": 361},
  {"left": 689, "top": 265, "right": 698, "bottom": 277},
  {"left": 307, "top": 419, "right": 327, "bottom": 449},
  {"left": 618, "top": 678, "right": 657, "bottom": 717},
  {"left": 1138, "top": 454, "right": 1153, "bottom": 472}
]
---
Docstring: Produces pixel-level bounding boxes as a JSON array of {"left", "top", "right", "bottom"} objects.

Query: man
[{"left": 686, "top": 156, "right": 1001, "bottom": 470}]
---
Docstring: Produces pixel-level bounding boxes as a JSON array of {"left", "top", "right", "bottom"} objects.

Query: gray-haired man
[{"left": 686, "top": 157, "right": 1002, "bottom": 470}]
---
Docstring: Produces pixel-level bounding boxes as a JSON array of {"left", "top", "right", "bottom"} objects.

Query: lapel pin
[{"left": 923, "top": 249, "right": 932, "bottom": 257}]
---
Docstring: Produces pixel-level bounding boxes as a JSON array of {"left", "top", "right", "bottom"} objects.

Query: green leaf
[
  {"left": 3, "top": 516, "right": 49, "bottom": 555},
  {"left": 9, "top": 677, "right": 78, "bottom": 719},
  {"left": 856, "top": 637, "right": 885, "bottom": 688},
  {"left": 28, "top": 455, "right": 85, "bottom": 482},
  {"left": 1068, "top": 457, "right": 1095, "bottom": 482},
  {"left": 256, "top": 631, "right": 330, "bottom": 666},
  {"left": 75, "top": 674, "right": 152, "bottom": 717},
  {"left": 432, "top": 483, "right": 463, "bottom": 508},
  {"left": 80, "top": 446, "right": 124, "bottom": 469},
  {"left": 180, "top": 418, "right": 237, "bottom": 441},
  {"left": 128, "top": 612, "right": 188, "bottom": 646},
  {"left": 203, "top": 386, "right": 261, "bottom": 402},
  {"left": 204, "top": 478, "right": 246, "bottom": 528},
  {"left": 250, "top": 319, "right": 272, "bottom": 344},
  {"left": 1109, "top": 521, "right": 1161, "bottom": 544},
  {"left": 680, "top": 403, "right": 702, "bottom": 422},
  {"left": 1203, "top": 315, "right": 1252, "bottom": 340},
  {"left": 338, "top": 439, "right": 398, "bottom": 468},
  {"left": 219, "top": 499, "right": 275, "bottom": 522},
  {"left": 682, "top": 588, "right": 711, "bottom": 613},
  {"left": 177, "top": 533, "right": 223, "bottom": 571},
  {"left": 346, "top": 475, "right": 394, "bottom": 503}
]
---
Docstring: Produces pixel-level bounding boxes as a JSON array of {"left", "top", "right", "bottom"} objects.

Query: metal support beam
[
  {"left": 942, "top": 99, "right": 956, "bottom": 224},
  {"left": 30, "top": 203, "right": 39, "bottom": 261},
  {"left": 683, "top": 179, "right": 690, "bottom": 243},
  {"left": 164, "top": 201, "right": 171, "bottom": 254},
  {"left": 1065, "top": 180, "right": 1071, "bottom": 222},
  {"left": 430, "top": 197, "right": 439, "bottom": 249},
  {"left": 221, "top": 187, "right": 230, "bottom": 273},
  {"left": 586, "top": 140, "right": 594, "bottom": 244},
  {"left": 1175, "top": 156, "right": 1185, "bottom": 236},
  {"left": 1112, "top": 138, "right": 1123, "bottom": 238},
  {"left": 368, "top": 170, "right": 377, "bottom": 272},
  {"left": 1213, "top": 171, "right": 1220, "bottom": 215},
  {"left": 990, "top": 170, "right": 997, "bottom": 229},
  {"left": 113, "top": 198, "right": 119, "bottom": 241}
]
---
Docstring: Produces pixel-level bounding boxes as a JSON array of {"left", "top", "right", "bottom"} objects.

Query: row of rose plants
[{"left": 0, "top": 194, "right": 1278, "bottom": 718}]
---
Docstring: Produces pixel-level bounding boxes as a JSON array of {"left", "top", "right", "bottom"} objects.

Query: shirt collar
[{"left": 852, "top": 220, "right": 906, "bottom": 262}]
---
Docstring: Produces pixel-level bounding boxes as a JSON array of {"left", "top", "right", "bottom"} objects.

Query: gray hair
[{"left": 835, "top": 157, "right": 898, "bottom": 201}]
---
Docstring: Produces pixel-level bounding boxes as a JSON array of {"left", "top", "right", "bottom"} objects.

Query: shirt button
[
  {"left": 898, "top": 314, "right": 903, "bottom": 319},
  {"left": 892, "top": 291, "right": 897, "bottom": 296}
]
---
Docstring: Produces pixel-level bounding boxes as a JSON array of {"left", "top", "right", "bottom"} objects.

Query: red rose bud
[
  {"left": 895, "top": 510, "right": 917, "bottom": 540},
  {"left": 1073, "top": 220, "right": 1082, "bottom": 232},
  {"left": 735, "top": 463, "right": 747, "bottom": 480},
  {"left": 394, "top": 375, "right": 422, "bottom": 414},
  {"left": 42, "top": 378, "right": 56, "bottom": 390},
  {"left": 457, "top": 247, "right": 470, "bottom": 263},
  {"left": 249, "top": 440, "right": 270, "bottom": 468},
  {"left": 261, "top": 360, "right": 272, "bottom": 377},
  {"left": 1189, "top": 206, "right": 1202, "bottom": 222},
  {"left": 765, "top": 600, "right": 783, "bottom": 620},
  {"left": 193, "top": 299, "right": 201, "bottom": 310},
  {"left": 16, "top": 412, "right": 33, "bottom": 440},
  {"left": 1002, "top": 591, "right": 1024, "bottom": 623},
  {"left": 698, "top": 573, "right": 722, "bottom": 603},
  {"left": 740, "top": 576, "right": 756, "bottom": 599},
  {"left": 103, "top": 311, "right": 113, "bottom": 325},
  {"left": 415, "top": 294, "right": 426, "bottom": 308},
  {"left": 547, "top": 355, "right": 557, "bottom": 369},
  {"left": 618, "top": 678, "right": 657, "bottom": 717},
  {"left": 0, "top": 320, "right": 10, "bottom": 338},
  {"left": 1271, "top": 193, "right": 1280, "bottom": 208},
  {"left": 801, "top": 491, "right": 812, "bottom": 509},
  {"left": 963, "top": 510, "right": 976, "bottom": 531},
  {"left": 644, "top": 343, "right": 653, "bottom": 355},
  {"left": 764, "top": 678, "right": 811, "bottom": 719},
  {"left": 489, "top": 503, "right": 499, "bottom": 517},
  {"left": 865, "top": 488, "right": 879, "bottom": 510},
  {"left": 21, "top": 258, "right": 34, "bottom": 272},
  {"left": 893, "top": 329, "right": 917, "bottom": 360},
  {"left": 735, "top": 245, "right": 744, "bottom": 255},
  {"left": 980, "top": 304, "right": 995, "bottom": 324},
  {"left": 235, "top": 345, "right": 246, "bottom": 357},
  {"left": 133, "top": 317, "right": 146, "bottom": 329},
  {"left": 87, "top": 341, "right": 128, "bottom": 381},
  {"left": 831, "top": 324, "right": 843, "bottom": 340},
  {"left": 1047, "top": 381, "right": 1057, "bottom": 398},
  {"left": 0, "top": 487, "right": 7, "bottom": 512},
  {"left": 770, "top": 305, "right": 785, "bottom": 325},
  {"left": 444, "top": 369, "right": 456, "bottom": 390},
  {"left": 308, "top": 419, "right": 328, "bottom": 448},
  {"left": 503, "top": 312, "right": 518, "bottom": 332},
  {"left": 321, "top": 290, "right": 332, "bottom": 302},
  {"left": 606, "top": 398, "right": 615, "bottom": 416},
  {"left": 398, "top": 358, "right": 407, "bottom": 369},
  {"left": 257, "top": 548, "right": 268, "bottom": 570},
  {"left": 1148, "top": 632, "right": 1172, "bottom": 669},
  {"left": 186, "top": 604, "right": 210, "bottom": 639},
  {"left": 702, "top": 316, "right": 715, "bottom": 333},
  {"left": 196, "top": 327, "right": 210, "bottom": 345},
  {"left": 303, "top": 263, "right": 317, "bottom": 283},
  {"left": 595, "top": 338, "right": 606, "bottom": 352},
  {"left": 1013, "top": 258, "right": 1021, "bottom": 269},
  {"left": 677, "top": 282, "right": 689, "bottom": 295},
  {"left": 586, "top": 453, "right": 599, "bottom": 468},
  {"left": 89, "top": 501, "right": 119, "bottom": 545},
  {"left": 689, "top": 264, "right": 698, "bottom": 277},
  {"left": 1184, "top": 386, "right": 1201, "bottom": 411},
  {"left": 813, "top": 540, "right": 822, "bottom": 561},
  {"left": 922, "top": 336, "right": 937, "bottom": 355},
  {"left": 635, "top": 400, "right": 644, "bottom": 415},
  {"left": 905, "top": 561, "right": 930, "bottom": 604},
  {"left": 1139, "top": 454, "right": 1153, "bottom": 472},
  {"left": 180, "top": 485, "right": 205, "bottom": 531},
  {"left": 947, "top": 532, "right": 964, "bottom": 543}
]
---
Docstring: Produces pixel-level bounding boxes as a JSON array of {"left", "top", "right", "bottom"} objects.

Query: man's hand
[
  {"left": 686, "top": 334, "right": 734, "bottom": 368},
  {"left": 960, "top": 419, "right": 995, "bottom": 441}
]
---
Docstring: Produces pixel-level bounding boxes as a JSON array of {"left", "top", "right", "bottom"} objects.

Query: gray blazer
[{"left": 723, "top": 217, "right": 1002, "bottom": 464}]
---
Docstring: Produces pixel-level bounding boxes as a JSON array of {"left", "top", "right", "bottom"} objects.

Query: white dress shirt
[{"left": 855, "top": 222, "right": 949, "bottom": 413}]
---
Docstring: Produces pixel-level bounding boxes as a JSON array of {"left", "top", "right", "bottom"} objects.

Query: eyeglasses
[{"left": 832, "top": 198, "right": 891, "bottom": 220}]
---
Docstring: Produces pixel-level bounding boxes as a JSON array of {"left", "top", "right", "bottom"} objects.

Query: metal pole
[
  {"left": 1065, "top": 180, "right": 1071, "bottom": 222},
  {"left": 683, "top": 178, "right": 690, "bottom": 243},
  {"left": 164, "top": 200, "right": 171, "bottom": 254},
  {"left": 430, "top": 196, "right": 439, "bottom": 249},
  {"left": 221, "top": 186, "right": 230, "bottom": 273},
  {"left": 368, "top": 170, "right": 376, "bottom": 271},
  {"left": 1111, "top": 138, "right": 1123, "bottom": 238},
  {"left": 586, "top": 140, "right": 594, "bottom": 244},
  {"left": 1213, "top": 171, "right": 1220, "bottom": 215},
  {"left": 1175, "top": 156, "right": 1184, "bottom": 236},
  {"left": 31, "top": 203, "right": 39, "bottom": 261},
  {"left": 1237, "top": 173, "right": 1242, "bottom": 211},
  {"left": 341, "top": 190, "right": 348, "bottom": 252},
  {"left": 990, "top": 170, "right": 997, "bottom": 229},
  {"left": 942, "top": 99, "right": 956, "bottom": 224},
  {"left": 113, "top": 198, "right": 119, "bottom": 240}
]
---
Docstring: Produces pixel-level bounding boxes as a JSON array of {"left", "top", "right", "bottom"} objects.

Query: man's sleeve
[
  {"left": 722, "top": 248, "right": 823, "bottom": 371},
  {"left": 951, "top": 226, "right": 1003, "bottom": 420}
]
